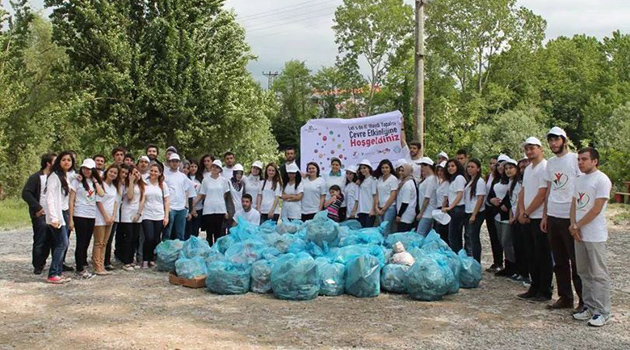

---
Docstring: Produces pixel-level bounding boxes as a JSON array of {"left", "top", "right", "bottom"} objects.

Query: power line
[
  {"left": 247, "top": 17, "right": 336, "bottom": 39},
  {"left": 246, "top": 9, "right": 336, "bottom": 34},
  {"left": 237, "top": 0, "right": 338, "bottom": 21},
  {"left": 244, "top": 7, "right": 336, "bottom": 32}
]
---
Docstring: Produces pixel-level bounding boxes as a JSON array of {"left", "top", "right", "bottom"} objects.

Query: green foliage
[
  {"left": 0, "top": 198, "right": 30, "bottom": 230},
  {"left": 594, "top": 102, "right": 630, "bottom": 186}
]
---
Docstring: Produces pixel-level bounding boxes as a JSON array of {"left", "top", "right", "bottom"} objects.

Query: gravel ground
[{"left": 0, "top": 215, "right": 629, "bottom": 349}]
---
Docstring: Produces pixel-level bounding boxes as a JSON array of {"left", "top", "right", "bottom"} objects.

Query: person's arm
[
  {"left": 126, "top": 179, "right": 135, "bottom": 200},
  {"left": 22, "top": 174, "right": 43, "bottom": 216},
  {"left": 575, "top": 198, "right": 607, "bottom": 230},
  {"left": 417, "top": 197, "right": 430, "bottom": 220},
  {"left": 324, "top": 196, "right": 337, "bottom": 208},
  {"left": 443, "top": 191, "right": 463, "bottom": 212},
  {"left": 224, "top": 191, "right": 233, "bottom": 219},
  {"left": 93, "top": 180, "right": 105, "bottom": 197},
  {"left": 318, "top": 194, "right": 326, "bottom": 211},
  {"left": 382, "top": 189, "right": 398, "bottom": 212},
  {"left": 256, "top": 193, "right": 262, "bottom": 211},
  {"left": 517, "top": 187, "right": 528, "bottom": 224},
  {"left": 523, "top": 188, "right": 546, "bottom": 218},
  {"left": 68, "top": 189, "right": 76, "bottom": 231},
  {"left": 269, "top": 194, "right": 279, "bottom": 216},
  {"left": 97, "top": 201, "right": 109, "bottom": 223},
  {"left": 470, "top": 194, "right": 485, "bottom": 223},
  {"left": 134, "top": 191, "right": 145, "bottom": 223},
  {"left": 318, "top": 181, "right": 326, "bottom": 210},
  {"left": 540, "top": 182, "right": 551, "bottom": 233},
  {"left": 191, "top": 193, "right": 205, "bottom": 216},
  {"left": 163, "top": 196, "right": 170, "bottom": 227},
  {"left": 569, "top": 197, "right": 581, "bottom": 242}
]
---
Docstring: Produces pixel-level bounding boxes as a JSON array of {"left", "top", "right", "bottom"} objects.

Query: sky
[{"left": 25, "top": 0, "right": 630, "bottom": 86}]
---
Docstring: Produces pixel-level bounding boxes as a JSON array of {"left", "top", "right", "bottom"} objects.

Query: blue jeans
[
  {"left": 164, "top": 209, "right": 187, "bottom": 241},
  {"left": 48, "top": 211, "right": 70, "bottom": 278},
  {"left": 416, "top": 218, "right": 434, "bottom": 236},
  {"left": 448, "top": 206, "right": 466, "bottom": 253},
  {"left": 379, "top": 206, "right": 397, "bottom": 237},
  {"left": 464, "top": 211, "right": 485, "bottom": 262}
]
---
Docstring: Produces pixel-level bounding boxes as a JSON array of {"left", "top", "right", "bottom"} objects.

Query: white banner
[{"left": 299, "top": 110, "right": 405, "bottom": 173}]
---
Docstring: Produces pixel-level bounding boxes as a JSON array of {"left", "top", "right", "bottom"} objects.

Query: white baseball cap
[
  {"left": 432, "top": 210, "right": 451, "bottom": 225},
  {"left": 80, "top": 158, "right": 96, "bottom": 169},
  {"left": 521, "top": 136, "right": 542, "bottom": 148},
  {"left": 547, "top": 126, "right": 567, "bottom": 139},
  {"left": 286, "top": 163, "right": 300, "bottom": 173},
  {"left": 138, "top": 155, "right": 150, "bottom": 163},
  {"left": 437, "top": 161, "right": 447, "bottom": 168},
  {"left": 168, "top": 153, "right": 181, "bottom": 161},
  {"left": 212, "top": 159, "right": 223, "bottom": 171},
  {"left": 359, "top": 159, "right": 372, "bottom": 168},
  {"left": 497, "top": 154, "right": 510, "bottom": 163},
  {"left": 419, "top": 157, "right": 434, "bottom": 166},
  {"left": 251, "top": 161, "right": 263, "bottom": 170},
  {"left": 233, "top": 164, "right": 244, "bottom": 172},
  {"left": 437, "top": 151, "right": 448, "bottom": 159},
  {"left": 346, "top": 165, "right": 358, "bottom": 174},
  {"left": 504, "top": 158, "right": 518, "bottom": 166}
]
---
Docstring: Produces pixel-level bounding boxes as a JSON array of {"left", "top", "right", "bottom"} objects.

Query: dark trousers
[
  {"left": 434, "top": 210, "right": 449, "bottom": 243},
  {"left": 447, "top": 206, "right": 466, "bottom": 253},
  {"left": 524, "top": 219, "right": 553, "bottom": 298},
  {"left": 104, "top": 222, "right": 116, "bottom": 266},
  {"left": 301, "top": 213, "right": 316, "bottom": 222},
  {"left": 142, "top": 220, "right": 163, "bottom": 262},
  {"left": 548, "top": 216, "right": 583, "bottom": 302},
  {"left": 31, "top": 215, "right": 53, "bottom": 270},
  {"left": 511, "top": 222, "right": 529, "bottom": 278},
  {"left": 357, "top": 213, "right": 376, "bottom": 228},
  {"left": 185, "top": 209, "right": 203, "bottom": 239},
  {"left": 397, "top": 222, "right": 414, "bottom": 233},
  {"left": 203, "top": 214, "right": 226, "bottom": 245},
  {"left": 260, "top": 213, "right": 280, "bottom": 224},
  {"left": 464, "top": 211, "right": 485, "bottom": 263},
  {"left": 485, "top": 205, "right": 504, "bottom": 266},
  {"left": 118, "top": 222, "right": 140, "bottom": 264},
  {"left": 338, "top": 207, "right": 347, "bottom": 222},
  {"left": 73, "top": 217, "right": 95, "bottom": 272}
]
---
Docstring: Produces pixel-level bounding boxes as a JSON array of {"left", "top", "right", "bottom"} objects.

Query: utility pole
[
  {"left": 263, "top": 71, "right": 279, "bottom": 90},
  {"left": 414, "top": 0, "right": 426, "bottom": 156}
]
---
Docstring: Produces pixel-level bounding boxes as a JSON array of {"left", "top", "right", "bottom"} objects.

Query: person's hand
[
  {"left": 569, "top": 223, "right": 582, "bottom": 242},
  {"left": 509, "top": 217, "right": 516, "bottom": 225},
  {"left": 106, "top": 216, "right": 114, "bottom": 226},
  {"left": 268, "top": 210, "right": 274, "bottom": 217},
  {"left": 540, "top": 217, "right": 548, "bottom": 233},
  {"left": 191, "top": 208, "right": 197, "bottom": 217},
  {"left": 416, "top": 213, "right": 423, "bottom": 221},
  {"left": 186, "top": 213, "right": 192, "bottom": 221},
  {"left": 369, "top": 209, "right": 375, "bottom": 216},
  {"left": 35, "top": 208, "right": 45, "bottom": 218},
  {"left": 518, "top": 213, "right": 529, "bottom": 225},
  {"left": 132, "top": 214, "right": 140, "bottom": 223},
  {"left": 396, "top": 216, "right": 402, "bottom": 223},
  {"left": 68, "top": 219, "right": 74, "bottom": 232},
  {"left": 224, "top": 213, "right": 229, "bottom": 219},
  {"left": 76, "top": 174, "right": 83, "bottom": 182},
  {"left": 51, "top": 220, "right": 61, "bottom": 229},
  {"left": 442, "top": 207, "right": 449, "bottom": 213},
  {"left": 470, "top": 214, "right": 476, "bottom": 224},
  {"left": 163, "top": 217, "right": 169, "bottom": 227},
  {"left": 490, "top": 197, "right": 501, "bottom": 206}
]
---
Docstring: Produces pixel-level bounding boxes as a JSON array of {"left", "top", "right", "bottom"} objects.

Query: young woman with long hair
[
  {"left": 484, "top": 157, "right": 506, "bottom": 272},
  {"left": 463, "top": 159, "right": 487, "bottom": 263},
  {"left": 281, "top": 163, "right": 304, "bottom": 221},
  {"left": 356, "top": 160, "right": 377, "bottom": 228},
  {"left": 68, "top": 158, "right": 104, "bottom": 279},
  {"left": 433, "top": 161, "right": 450, "bottom": 242},
  {"left": 301, "top": 162, "right": 327, "bottom": 221},
  {"left": 192, "top": 160, "right": 230, "bottom": 245},
  {"left": 416, "top": 158, "right": 438, "bottom": 236},
  {"left": 186, "top": 159, "right": 204, "bottom": 239},
  {"left": 105, "top": 165, "right": 130, "bottom": 270},
  {"left": 374, "top": 159, "right": 399, "bottom": 235},
  {"left": 345, "top": 165, "right": 359, "bottom": 219},
  {"left": 200, "top": 154, "right": 215, "bottom": 179},
  {"left": 44, "top": 151, "right": 74, "bottom": 284},
  {"left": 511, "top": 158, "right": 530, "bottom": 283},
  {"left": 256, "top": 162, "right": 282, "bottom": 223},
  {"left": 119, "top": 165, "right": 145, "bottom": 271},
  {"left": 443, "top": 159, "right": 467, "bottom": 252},
  {"left": 229, "top": 164, "right": 246, "bottom": 214},
  {"left": 142, "top": 164, "right": 170, "bottom": 268},
  {"left": 395, "top": 162, "right": 417, "bottom": 233},
  {"left": 245, "top": 161, "right": 263, "bottom": 211},
  {"left": 493, "top": 158, "right": 517, "bottom": 277},
  {"left": 324, "top": 158, "right": 347, "bottom": 220},
  {"left": 93, "top": 164, "right": 120, "bottom": 275}
]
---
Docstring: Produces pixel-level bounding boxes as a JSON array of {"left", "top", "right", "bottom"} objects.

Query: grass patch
[
  {"left": 0, "top": 198, "right": 30, "bottom": 230},
  {"left": 608, "top": 203, "right": 630, "bottom": 226}
]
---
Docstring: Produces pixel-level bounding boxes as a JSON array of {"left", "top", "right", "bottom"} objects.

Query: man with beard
[
  {"left": 222, "top": 152, "right": 236, "bottom": 180},
  {"left": 400, "top": 126, "right": 423, "bottom": 182},
  {"left": 279, "top": 147, "right": 299, "bottom": 186},
  {"left": 541, "top": 127, "right": 583, "bottom": 310}
]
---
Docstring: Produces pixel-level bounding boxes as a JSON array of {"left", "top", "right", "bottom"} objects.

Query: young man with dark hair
[
  {"left": 571, "top": 147, "right": 612, "bottom": 327},
  {"left": 223, "top": 152, "right": 236, "bottom": 180},
  {"left": 146, "top": 144, "right": 159, "bottom": 161},
  {"left": 400, "top": 124, "right": 423, "bottom": 181},
  {"left": 93, "top": 154, "right": 106, "bottom": 176},
  {"left": 541, "top": 127, "right": 583, "bottom": 311},
  {"left": 22, "top": 153, "right": 56, "bottom": 274},
  {"left": 112, "top": 147, "right": 126, "bottom": 166},
  {"left": 163, "top": 153, "right": 193, "bottom": 240},
  {"left": 234, "top": 194, "right": 260, "bottom": 226},
  {"left": 123, "top": 153, "right": 135, "bottom": 167},
  {"left": 456, "top": 149, "right": 469, "bottom": 167},
  {"left": 165, "top": 146, "right": 178, "bottom": 163},
  {"left": 279, "top": 147, "right": 299, "bottom": 186}
]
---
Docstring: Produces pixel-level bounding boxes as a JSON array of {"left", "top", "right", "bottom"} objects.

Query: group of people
[{"left": 21, "top": 126, "right": 613, "bottom": 327}]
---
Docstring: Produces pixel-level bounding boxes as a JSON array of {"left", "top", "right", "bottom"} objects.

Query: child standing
[{"left": 325, "top": 185, "right": 344, "bottom": 222}]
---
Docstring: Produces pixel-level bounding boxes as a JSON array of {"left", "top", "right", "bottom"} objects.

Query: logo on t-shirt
[
  {"left": 576, "top": 192, "right": 590, "bottom": 210},
  {"left": 552, "top": 172, "right": 569, "bottom": 190}
]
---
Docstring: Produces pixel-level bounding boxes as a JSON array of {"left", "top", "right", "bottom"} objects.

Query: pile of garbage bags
[{"left": 155, "top": 213, "right": 482, "bottom": 301}]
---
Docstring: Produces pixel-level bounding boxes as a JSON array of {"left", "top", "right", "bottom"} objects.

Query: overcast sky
[{"left": 27, "top": 0, "right": 630, "bottom": 85}]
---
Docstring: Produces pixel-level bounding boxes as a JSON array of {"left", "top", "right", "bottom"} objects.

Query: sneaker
[
  {"left": 62, "top": 264, "right": 75, "bottom": 272},
  {"left": 133, "top": 264, "right": 142, "bottom": 270},
  {"left": 587, "top": 314, "right": 610, "bottom": 327},
  {"left": 574, "top": 301, "right": 585, "bottom": 314},
  {"left": 573, "top": 307, "right": 593, "bottom": 321},
  {"left": 508, "top": 274, "right": 523, "bottom": 282},
  {"left": 76, "top": 270, "right": 95, "bottom": 279},
  {"left": 522, "top": 279, "right": 532, "bottom": 289},
  {"left": 105, "top": 265, "right": 115, "bottom": 271},
  {"left": 495, "top": 268, "right": 511, "bottom": 277},
  {"left": 47, "top": 276, "right": 64, "bottom": 284},
  {"left": 485, "top": 264, "right": 502, "bottom": 273},
  {"left": 122, "top": 264, "right": 135, "bottom": 272}
]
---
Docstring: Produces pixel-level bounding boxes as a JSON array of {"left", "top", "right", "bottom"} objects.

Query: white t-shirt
[
  {"left": 493, "top": 181, "right": 510, "bottom": 221},
  {"left": 485, "top": 173, "right": 495, "bottom": 194},
  {"left": 229, "top": 180, "right": 245, "bottom": 213},
  {"left": 120, "top": 184, "right": 142, "bottom": 223},
  {"left": 510, "top": 181, "right": 522, "bottom": 217},
  {"left": 95, "top": 182, "right": 118, "bottom": 226},
  {"left": 376, "top": 175, "right": 398, "bottom": 207},
  {"left": 402, "top": 145, "right": 422, "bottom": 181},
  {"left": 282, "top": 182, "right": 304, "bottom": 220},
  {"left": 39, "top": 174, "right": 47, "bottom": 206},
  {"left": 71, "top": 179, "right": 97, "bottom": 219},
  {"left": 546, "top": 152, "right": 581, "bottom": 219},
  {"left": 522, "top": 159, "right": 548, "bottom": 219},
  {"left": 358, "top": 176, "right": 377, "bottom": 214},
  {"left": 448, "top": 175, "right": 467, "bottom": 208},
  {"left": 574, "top": 170, "right": 611, "bottom": 242},
  {"left": 245, "top": 175, "right": 262, "bottom": 209},
  {"left": 418, "top": 175, "right": 438, "bottom": 219},
  {"left": 199, "top": 176, "right": 230, "bottom": 214},
  {"left": 396, "top": 180, "right": 417, "bottom": 224},
  {"left": 301, "top": 177, "right": 327, "bottom": 215},
  {"left": 235, "top": 208, "right": 261, "bottom": 226},
  {"left": 222, "top": 166, "right": 234, "bottom": 181},
  {"left": 190, "top": 176, "right": 204, "bottom": 211},
  {"left": 324, "top": 172, "right": 346, "bottom": 205},
  {"left": 141, "top": 172, "right": 150, "bottom": 183},
  {"left": 143, "top": 181, "right": 170, "bottom": 221},
  {"left": 436, "top": 181, "right": 449, "bottom": 208},
  {"left": 259, "top": 180, "right": 282, "bottom": 215},
  {"left": 344, "top": 182, "right": 359, "bottom": 215},
  {"left": 164, "top": 169, "right": 192, "bottom": 211},
  {"left": 464, "top": 178, "right": 487, "bottom": 214}
]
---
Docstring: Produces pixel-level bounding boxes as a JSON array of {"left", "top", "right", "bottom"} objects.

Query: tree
[
  {"left": 594, "top": 102, "right": 630, "bottom": 186},
  {"left": 333, "top": 0, "right": 414, "bottom": 115}
]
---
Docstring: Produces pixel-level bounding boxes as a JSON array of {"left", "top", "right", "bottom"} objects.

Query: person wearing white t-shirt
[
  {"left": 374, "top": 159, "right": 399, "bottom": 235},
  {"left": 234, "top": 194, "right": 261, "bottom": 226},
  {"left": 570, "top": 148, "right": 612, "bottom": 327},
  {"left": 186, "top": 160, "right": 204, "bottom": 238},
  {"left": 141, "top": 164, "right": 170, "bottom": 268},
  {"left": 541, "top": 127, "right": 584, "bottom": 310},
  {"left": 137, "top": 155, "right": 151, "bottom": 182},
  {"left": 416, "top": 157, "right": 438, "bottom": 236},
  {"left": 193, "top": 160, "right": 230, "bottom": 244},
  {"left": 301, "top": 162, "right": 327, "bottom": 221},
  {"left": 93, "top": 165, "right": 120, "bottom": 275},
  {"left": 68, "top": 158, "right": 104, "bottom": 279},
  {"left": 517, "top": 136, "right": 552, "bottom": 302},
  {"left": 163, "top": 154, "right": 193, "bottom": 241},
  {"left": 228, "top": 163, "right": 246, "bottom": 215},
  {"left": 324, "top": 158, "right": 347, "bottom": 220},
  {"left": 443, "top": 159, "right": 467, "bottom": 253},
  {"left": 282, "top": 164, "right": 304, "bottom": 221},
  {"left": 357, "top": 160, "right": 378, "bottom": 228},
  {"left": 222, "top": 152, "right": 236, "bottom": 180},
  {"left": 394, "top": 162, "right": 417, "bottom": 232},
  {"left": 433, "top": 161, "right": 450, "bottom": 242},
  {"left": 200, "top": 154, "right": 215, "bottom": 179},
  {"left": 344, "top": 165, "right": 359, "bottom": 219},
  {"left": 119, "top": 166, "right": 146, "bottom": 271},
  {"left": 463, "top": 159, "right": 487, "bottom": 263},
  {"left": 256, "top": 163, "right": 282, "bottom": 223},
  {"left": 245, "top": 161, "right": 264, "bottom": 211},
  {"left": 400, "top": 137, "right": 423, "bottom": 182}
]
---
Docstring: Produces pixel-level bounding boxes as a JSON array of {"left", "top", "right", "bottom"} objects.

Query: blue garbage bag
[
  {"left": 339, "top": 219, "right": 362, "bottom": 230},
  {"left": 205, "top": 260, "right": 251, "bottom": 295},
  {"left": 259, "top": 231, "right": 282, "bottom": 247},
  {"left": 337, "top": 227, "right": 362, "bottom": 247},
  {"left": 261, "top": 247, "right": 282, "bottom": 260},
  {"left": 224, "top": 239, "right": 266, "bottom": 265},
  {"left": 305, "top": 211, "right": 340, "bottom": 248},
  {"left": 405, "top": 255, "right": 455, "bottom": 301},
  {"left": 211, "top": 235, "right": 236, "bottom": 254},
  {"left": 315, "top": 257, "right": 345, "bottom": 296},
  {"left": 276, "top": 220, "right": 304, "bottom": 234},
  {"left": 175, "top": 255, "right": 208, "bottom": 279},
  {"left": 205, "top": 251, "right": 224, "bottom": 265},
  {"left": 181, "top": 236, "right": 211, "bottom": 259},
  {"left": 335, "top": 244, "right": 386, "bottom": 266},
  {"left": 429, "top": 253, "right": 459, "bottom": 294},
  {"left": 305, "top": 241, "right": 325, "bottom": 258},
  {"left": 458, "top": 250, "right": 482, "bottom": 288},
  {"left": 421, "top": 230, "right": 451, "bottom": 251},
  {"left": 273, "top": 234, "right": 298, "bottom": 253},
  {"left": 270, "top": 253, "right": 320, "bottom": 301},
  {"left": 250, "top": 259, "right": 275, "bottom": 293},
  {"left": 385, "top": 231, "right": 424, "bottom": 249},
  {"left": 259, "top": 219, "right": 277, "bottom": 233},
  {"left": 345, "top": 255, "right": 381, "bottom": 298},
  {"left": 287, "top": 238, "right": 307, "bottom": 254},
  {"left": 380, "top": 264, "right": 410, "bottom": 293},
  {"left": 357, "top": 227, "right": 385, "bottom": 245},
  {"left": 407, "top": 247, "right": 423, "bottom": 261},
  {"left": 229, "top": 216, "right": 261, "bottom": 242},
  {"left": 155, "top": 239, "right": 185, "bottom": 272}
]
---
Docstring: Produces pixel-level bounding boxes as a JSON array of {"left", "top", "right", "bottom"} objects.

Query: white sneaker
[
  {"left": 122, "top": 264, "right": 135, "bottom": 272},
  {"left": 588, "top": 314, "right": 610, "bottom": 327},
  {"left": 573, "top": 307, "right": 593, "bottom": 321}
]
